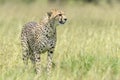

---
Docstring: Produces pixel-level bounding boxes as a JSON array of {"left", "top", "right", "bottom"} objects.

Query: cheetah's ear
[{"left": 47, "top": 11, "right": 52, "bottom": 17}]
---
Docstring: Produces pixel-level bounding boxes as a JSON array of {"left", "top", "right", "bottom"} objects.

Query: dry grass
[{"left": 0, "top": 2, "right": 120, "bottom": 80}]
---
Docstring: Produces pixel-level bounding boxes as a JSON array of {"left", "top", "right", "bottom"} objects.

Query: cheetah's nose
[{"left": 64, "top": 18, "right": 67, "bottom": 21}]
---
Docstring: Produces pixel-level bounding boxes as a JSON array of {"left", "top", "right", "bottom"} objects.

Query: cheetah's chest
[{"left": 31, "top": 26, "right": 56, "bottom": 53}]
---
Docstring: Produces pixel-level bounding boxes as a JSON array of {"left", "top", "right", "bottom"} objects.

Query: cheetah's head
[{"left": 47, "top": 9, "right": 67, "bottom": 25}]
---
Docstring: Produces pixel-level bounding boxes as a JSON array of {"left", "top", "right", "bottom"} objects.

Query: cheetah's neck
[{"left": 40, "top": 15, "right": 57, "bottom": 29}]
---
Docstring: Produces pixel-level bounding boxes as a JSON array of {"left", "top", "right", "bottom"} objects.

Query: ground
[{"left": 0, "top": 3, "right": 120, "bottom": 80}]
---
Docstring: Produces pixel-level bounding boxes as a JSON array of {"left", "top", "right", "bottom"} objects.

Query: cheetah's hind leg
[
  {"left": 32, "top": 52, "right": 41, "bottom": 74},
  {"left": 21, "top": 39, "right": 30, "bottom": 71}
]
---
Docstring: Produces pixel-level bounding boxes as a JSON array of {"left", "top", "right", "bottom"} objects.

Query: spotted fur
[{"left": 21, "top": 9, "right": 67, "bottom": 75}]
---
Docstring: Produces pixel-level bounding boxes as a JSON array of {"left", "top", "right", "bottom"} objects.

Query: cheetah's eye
[{"left": 58, "top": 14, "right": 62, "bottom": 16}]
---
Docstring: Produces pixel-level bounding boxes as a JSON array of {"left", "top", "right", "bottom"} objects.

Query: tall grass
[{"left": 0, "top": 2, "right": 120, "bottom": 80}]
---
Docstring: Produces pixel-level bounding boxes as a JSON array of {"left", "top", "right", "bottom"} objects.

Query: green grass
[{"left": 0, "top": 3, "right": 120, "bottom": 80}]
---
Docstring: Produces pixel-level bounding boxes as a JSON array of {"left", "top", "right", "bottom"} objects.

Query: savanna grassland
[{"left": 0, "top": 1, "right": 120, "bottom": 80}]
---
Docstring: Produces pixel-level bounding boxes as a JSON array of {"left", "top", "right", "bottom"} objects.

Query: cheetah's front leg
[{"left": 47, "top": 49, "right": 54, "bottom": 76}]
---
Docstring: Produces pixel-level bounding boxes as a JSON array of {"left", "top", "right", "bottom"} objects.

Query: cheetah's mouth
[{"left": 59, "top": 21, "right": 65, "bottom": 24}]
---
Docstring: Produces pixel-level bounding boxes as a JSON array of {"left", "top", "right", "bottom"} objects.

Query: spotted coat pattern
[{"left": 21, "top": 9, "right": 67, "bottom": 75}]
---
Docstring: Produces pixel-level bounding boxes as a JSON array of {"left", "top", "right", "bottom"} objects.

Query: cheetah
[{"left": 21, "top": 9, "right": 67, "bottom": 75}]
